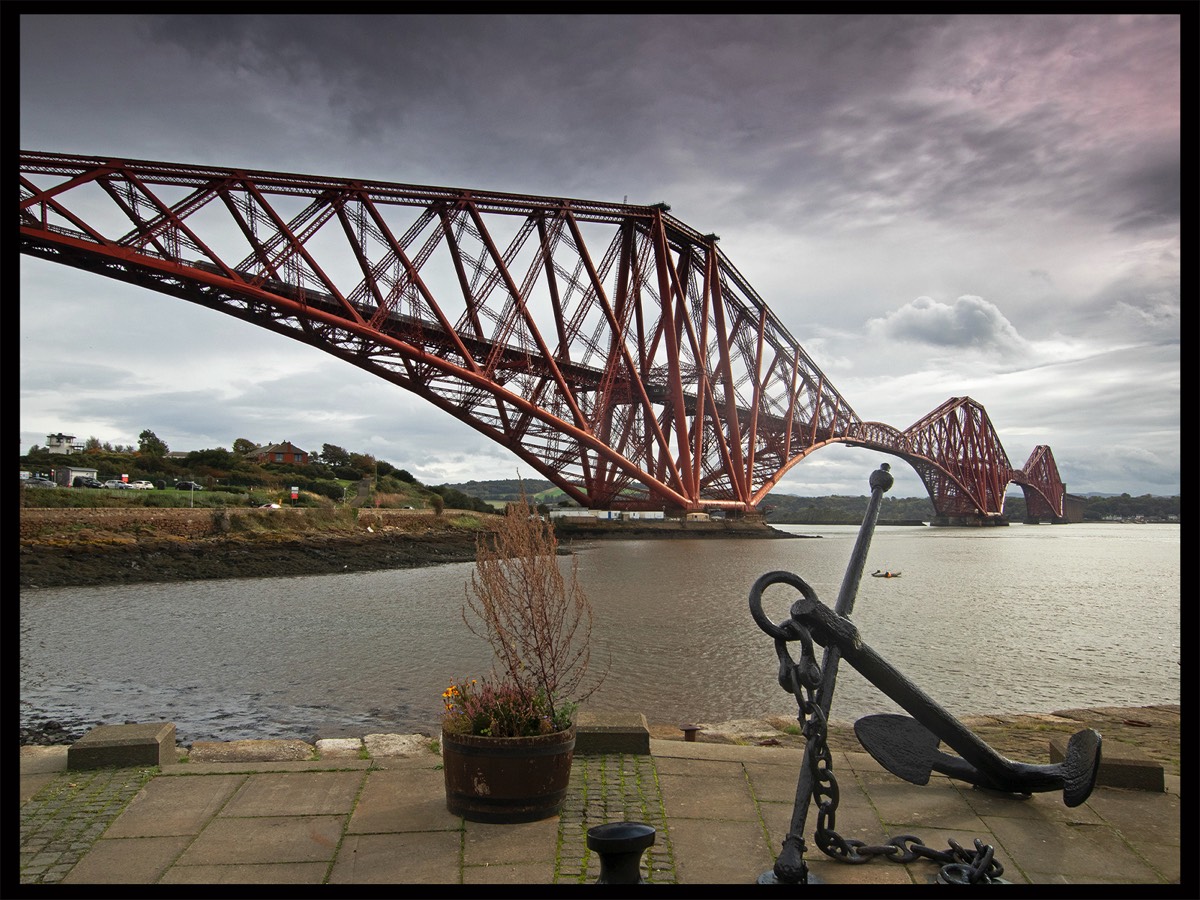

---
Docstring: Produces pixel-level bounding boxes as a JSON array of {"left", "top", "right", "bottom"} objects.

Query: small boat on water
[{"left": 871, "top": 570, "right": 901, "bottom": 578}]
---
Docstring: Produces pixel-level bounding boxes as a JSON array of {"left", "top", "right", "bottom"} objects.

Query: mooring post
[{"left": 588, "top": 822, "right": 656, "bottom": 884}]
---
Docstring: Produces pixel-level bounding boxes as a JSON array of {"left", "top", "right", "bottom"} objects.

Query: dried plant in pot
[{"left": 440, "top": 493, "right": 604, "bottom": 823}]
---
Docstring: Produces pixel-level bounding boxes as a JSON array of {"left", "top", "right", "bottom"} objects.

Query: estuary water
[{"left": 20, "top": 522, "right": 1179, "bottom": 745}]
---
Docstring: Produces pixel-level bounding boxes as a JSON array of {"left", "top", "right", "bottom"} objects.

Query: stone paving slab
[
  {"left": 103, "top": 774, "right": 245, "bottom": 837},
  {"left": 328, "top": 831, "right": 463, "bottom": 884},
  {"left": 346, "top": 768, "right": 454, "bottom": 834},
  {"left": 175, "top": 814, "right": 347, "bottom": 866},
  {"left": 220, "top": 771, "right": 364, "bottom": 817},
  {"left": 60, "top": 834, "right": 195, "bottom": 885},
  {"left": 20, "top": 727, "right": 1183, "bottom": 885}
]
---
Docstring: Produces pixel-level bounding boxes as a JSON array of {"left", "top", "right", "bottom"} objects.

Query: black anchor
[{"left": 749, "top": 464, "right": 1102, "bottom": 884}]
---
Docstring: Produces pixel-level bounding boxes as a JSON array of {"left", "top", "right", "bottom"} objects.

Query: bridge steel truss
[
  {"left": 840, "top": 399, "right": 1065, "bottom": 522},
  {"left": 18, "top": 151, "right": 1066, "bottom": 521}
]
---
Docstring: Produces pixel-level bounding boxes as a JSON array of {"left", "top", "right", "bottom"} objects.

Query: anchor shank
[
  {"left": 811, "top": 473, "right": 887, "bottom": 719},
  {"left": 832, "top": 473, "right": 888, "bottom": 618},
  {"left": 781, "top": 473, "right": 890, "bottom": 857}
]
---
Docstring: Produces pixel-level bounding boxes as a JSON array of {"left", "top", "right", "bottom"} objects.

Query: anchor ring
[{"left": 750, "top": 570, "right": 820, "bottom": 641}]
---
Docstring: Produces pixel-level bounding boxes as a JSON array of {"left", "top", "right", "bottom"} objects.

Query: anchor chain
[{"left": 768, "top": 610, "right": 1008, "bottom": 884}]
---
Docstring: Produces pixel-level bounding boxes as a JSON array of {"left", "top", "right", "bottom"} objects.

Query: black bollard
[{"left": 587, "top": 822, "right": 656, "bottom": 884}]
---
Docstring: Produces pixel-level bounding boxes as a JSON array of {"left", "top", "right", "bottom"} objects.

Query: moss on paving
[
  {"left": 555, "top": 753, "right": 676, "bottom": 884},
  {"left": 20, "top": 767, "right": 156, "bottom": 884}
]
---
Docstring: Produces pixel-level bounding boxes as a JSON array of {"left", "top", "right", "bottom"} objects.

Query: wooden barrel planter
[{"left": 441, "top": 725, "right": 576, "bottom": 823}]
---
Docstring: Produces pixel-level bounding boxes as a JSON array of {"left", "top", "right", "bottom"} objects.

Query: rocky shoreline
[
  {"left": 18, "top": 529, "right": 483, "bottom": 590},
  {"left": 18, "top": 516, "right": 797, "bottom": 590}
]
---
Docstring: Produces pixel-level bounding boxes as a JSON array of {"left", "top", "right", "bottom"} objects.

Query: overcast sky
[{"left": 19, "top": 13, "right": 1180, "bottom": 498}]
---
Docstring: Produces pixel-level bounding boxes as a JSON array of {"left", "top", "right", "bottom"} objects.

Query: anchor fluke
[
  {"left": 1061, "top": 727, "right": 1102, "bottom": 808},
  {"left": 854, "top": 714, "right": 1006, "bottom": 792},
  {"left": 854, "top": 713, "right": 1103, "bottom": 807},
  {"left": 854, "top": 713, "right": 940, "bottom": 785}
]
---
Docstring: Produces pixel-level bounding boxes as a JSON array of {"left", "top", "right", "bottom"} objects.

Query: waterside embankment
[{"left": 19, "top": 506, "right": 797, "bottom": 589}]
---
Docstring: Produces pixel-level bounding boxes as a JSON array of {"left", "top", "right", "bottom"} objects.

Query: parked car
[
  {"left": 104, "top": 479, "right": 133, "bottom": 489},
  {"left": 23, "top": 477, "right": 58, "bottom": 489},
  {"left": 129, "top": 480, "right": 155, "bottom": 490},
  {"left": 73, "top": 476, "right": 105, "bottom": 488},
  {"left": 259, "top": 502, "right": 281, "bottom": 508},
  {"left": 175, "top": 481, "right": 203, "bottom": 491}
]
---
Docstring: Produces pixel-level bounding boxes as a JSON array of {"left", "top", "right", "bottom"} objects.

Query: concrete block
[
  {"left": 68, "top": 722, "right": 176, "bottom": 770},
  {"left": 363, "top": 733, "right": 432, "bottom": 757},
  {"left": 576, "top": 712, "right": 650, "bottom": 755},
  {"left": 316, "top": 738, "right": 365, "bottom": 759},
  {"left": 187, "top": 739, "right": 313, "bottom": 762},
  {"left": 1049, "top": 735, "right": 1164, "bottom": 792}
]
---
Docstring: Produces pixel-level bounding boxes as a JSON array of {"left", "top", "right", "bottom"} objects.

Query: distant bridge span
[{"left": 19, "top": 151, "right": 1068, "bottom": 522}]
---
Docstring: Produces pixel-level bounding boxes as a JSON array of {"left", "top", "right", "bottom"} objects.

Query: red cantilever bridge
[{"left": 19, "top": 151, "right": 1068, "bottom": 523}]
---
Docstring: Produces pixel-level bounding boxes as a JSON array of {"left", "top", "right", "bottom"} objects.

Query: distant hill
[
  {"left": 440, "top": 479, "right": 565, "bottom": 506},
  {"left": 440, "top": 479, "right": 938, "bottom": 520},
  {"left": 762, "top": 492, "right": 935, "bottom": 524},
  {"left": 441, "top": 480, "right": 1178, "bottom": 523}
]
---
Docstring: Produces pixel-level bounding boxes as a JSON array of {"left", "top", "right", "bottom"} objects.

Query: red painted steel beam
[{"left": 19, "top": 150, "right": 1067, "bottom": 519}]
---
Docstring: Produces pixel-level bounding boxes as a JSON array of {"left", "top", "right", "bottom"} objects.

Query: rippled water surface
[{"left": 20, "top": 523, "right": 1179, "bottom": 744}]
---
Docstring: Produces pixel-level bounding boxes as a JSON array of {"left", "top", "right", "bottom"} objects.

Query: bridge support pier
[{"left": 930, "top": 516, "right": 1010, "bottom": 527}]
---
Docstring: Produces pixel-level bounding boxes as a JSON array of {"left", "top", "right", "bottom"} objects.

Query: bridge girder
[
  {"left": 1012, "top": 445, "right": 1066, "bottom": 521},
  {"left": 19, "top": 151, "right": 1065, "bottom": 518},
  {"left": 841, "top": 400, "right": 1024, "bottom": 520}
]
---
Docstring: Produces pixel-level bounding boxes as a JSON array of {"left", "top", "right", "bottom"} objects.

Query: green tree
[
  {"left": 187, "top": 447, "right": 235, "bottom": 469},
  {"left": 84, "top": 436, "right": 102, "bottom": 451},
  {"left": 321, "top": 444, "right": 351, "bottom": 467},
  {"left": 232, "top": 438, "right": 258, "bottom": 455},
  {"left": 305, "top": 460, "right": 336, "bottom": 479},
  {"left": 349, "top": 452, "right": 376, "bottom": 474},
  {"left": 138, "top": 429, "right": 169, "bottom": 457}
]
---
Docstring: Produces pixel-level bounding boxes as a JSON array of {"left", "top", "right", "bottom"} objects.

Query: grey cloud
[
  {"left": 867, "top": 295, "right": 1027, "bottom": 351},
  {"left": 1108, "top": 150, "right": 1181, "bottom": 233},
  {"left": 1078, "top": 268, "right": 1180, "bottom": 344}
]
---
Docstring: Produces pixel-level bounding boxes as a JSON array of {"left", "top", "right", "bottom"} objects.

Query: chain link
[{"left": 774, "top": 614, "right": 1008, "bottom": 884}]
